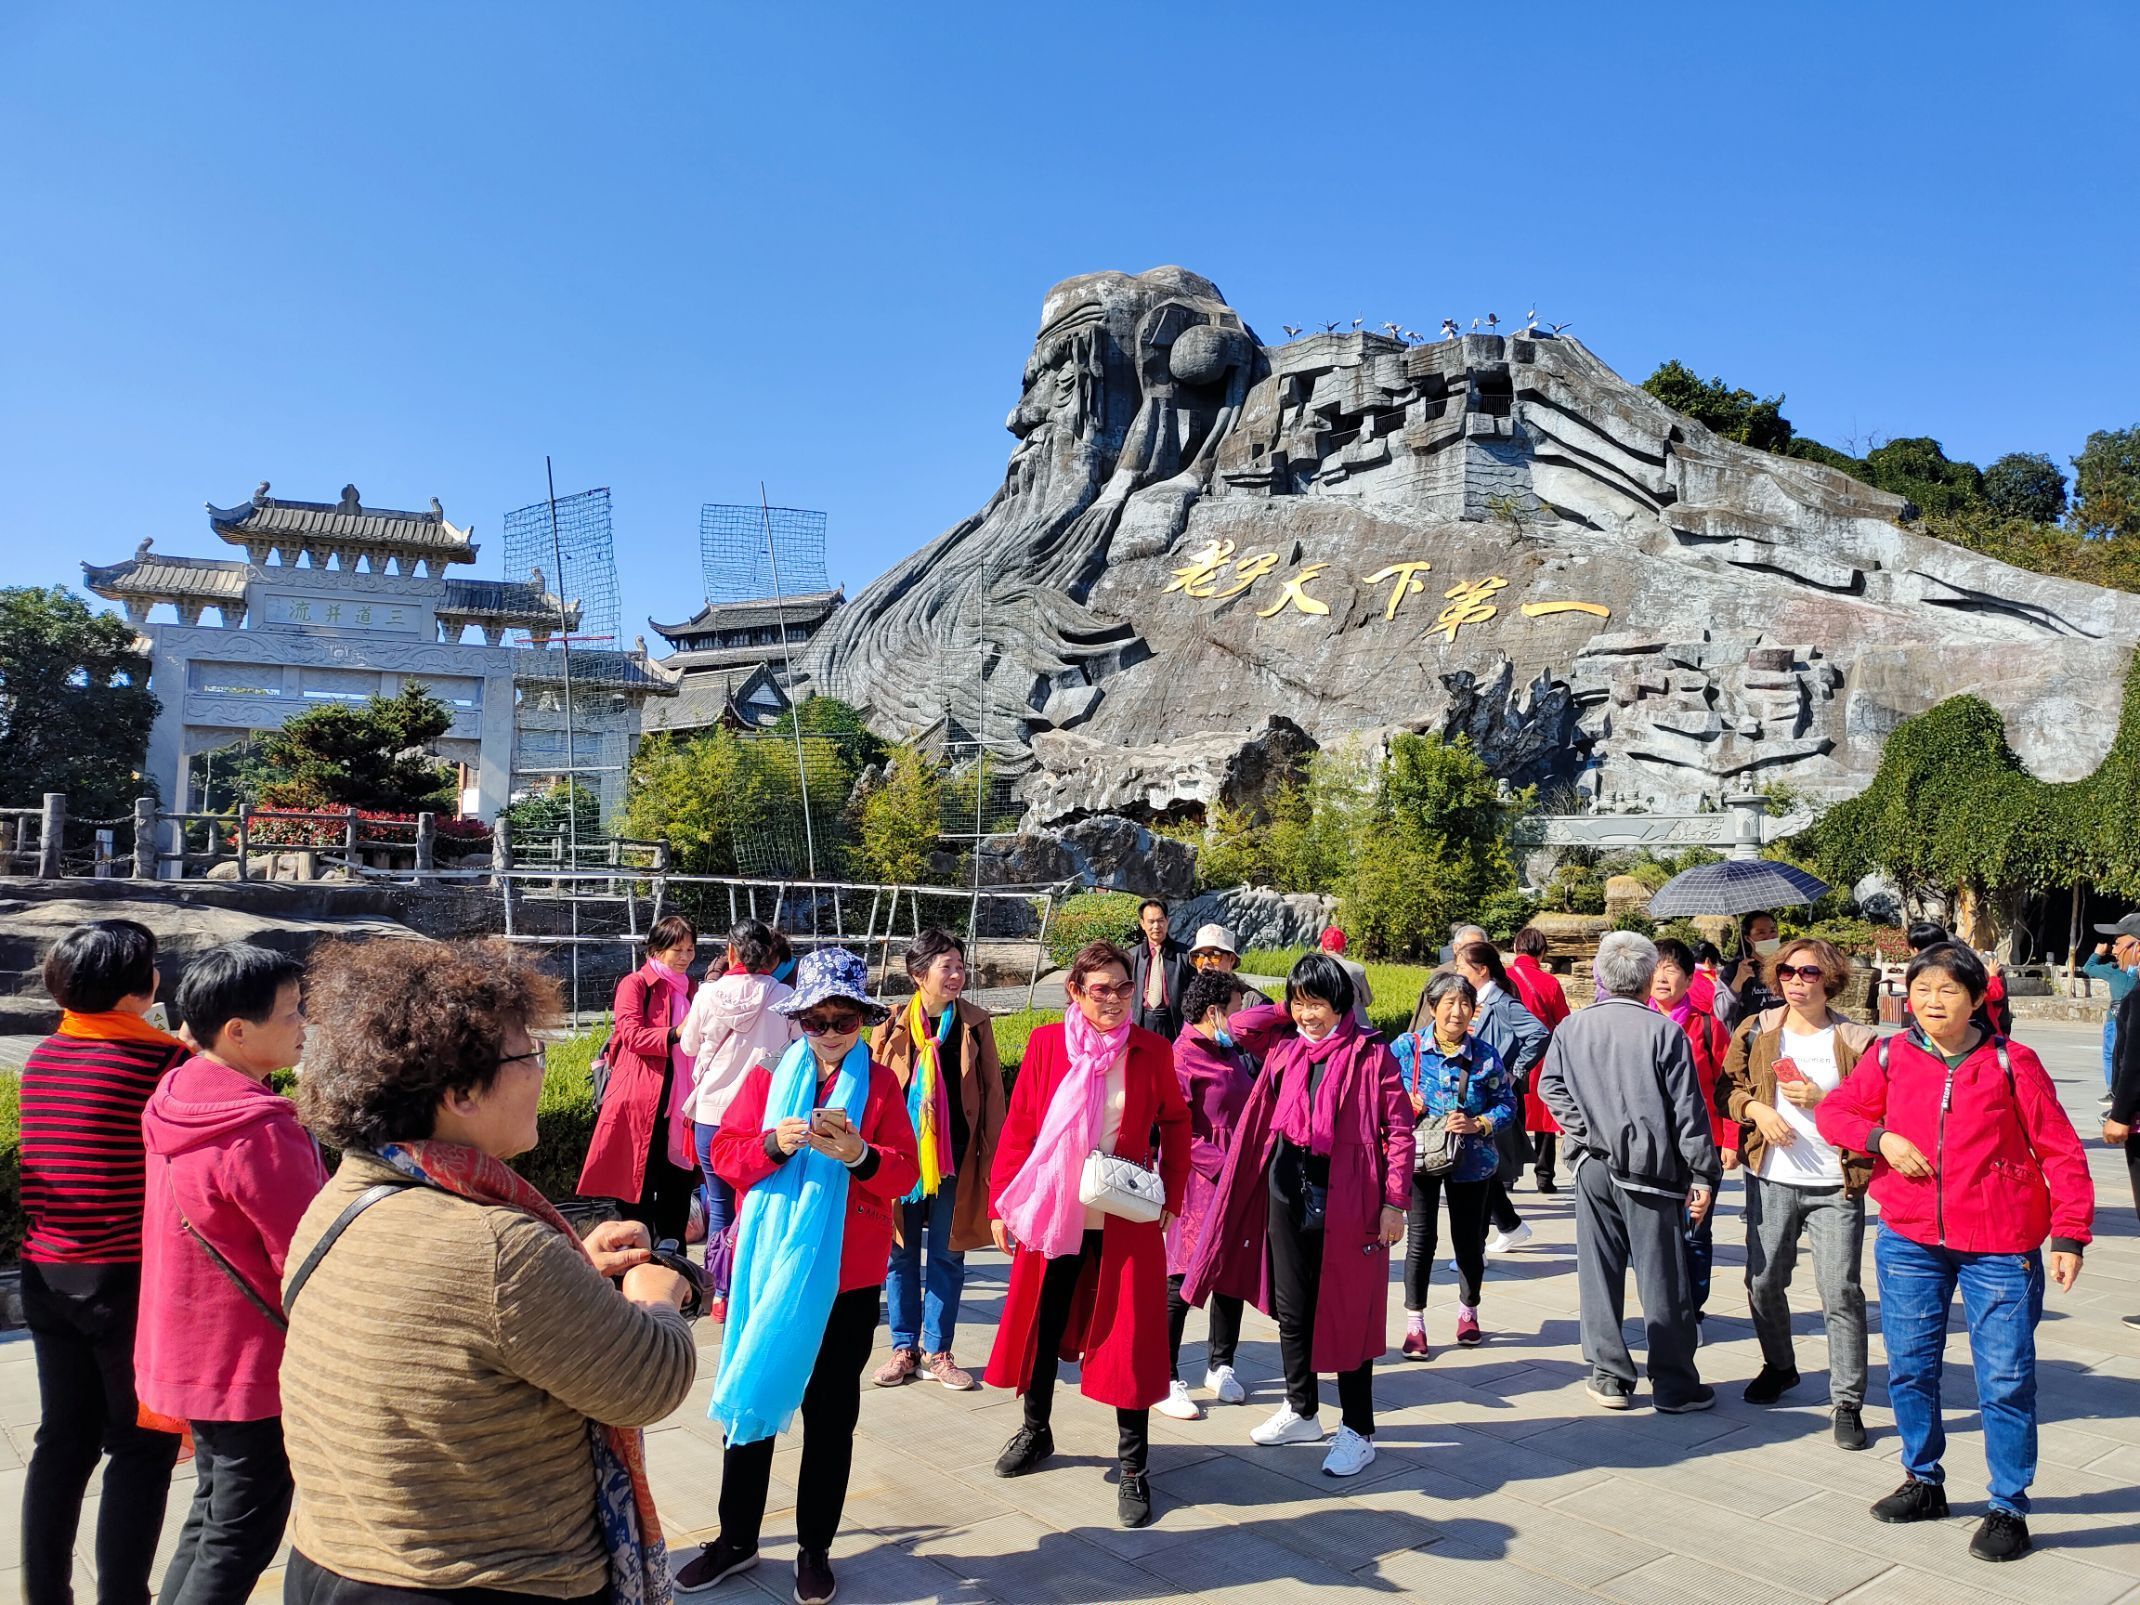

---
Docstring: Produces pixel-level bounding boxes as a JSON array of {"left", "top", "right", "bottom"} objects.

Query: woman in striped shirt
[{"left": 18, "top": 918, "right": 186, "bottom": 1605}]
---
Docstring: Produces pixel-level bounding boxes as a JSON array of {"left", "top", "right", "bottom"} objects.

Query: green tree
[
  {"left": 623, "top": 731, "right": 747, "bottom": 877},
  {"left": 2072, "top": 425, "right": 2140, "bottom": 539},
  {"left": 255, "top": 685, "right": 456, "bottom": 813},
  {"left": 1981, "top": 451, "right": 2068, "bottom": 524},
  {"left": 500, "top": 779, "right": 602, "bottom": 847},
  {"left": 192, "top": 736, "right": 279, "bottom": 814},
  {"left": 0, "top": 586, "right": 160, "bottom": 816},
  {"left": 1196, "top": 797, "right": 1276, "bottom": 890},
  {"left": 856, "top": 744, "right": 944, "bottom": 884},
  {"left": 1641, "top": 360, "right": 1794, "bottom": 452},
  {"left": 1863, "top": 437, "right": 1983, "bottom": 517}
]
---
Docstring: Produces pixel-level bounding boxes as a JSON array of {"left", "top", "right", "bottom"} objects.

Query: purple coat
[
  {"left": 1166, "top": 1026, "right": 1260, "bottom": 1276},
  {"left": 1182, "top": 1005, "right": 1416, "bottom": 1374}
]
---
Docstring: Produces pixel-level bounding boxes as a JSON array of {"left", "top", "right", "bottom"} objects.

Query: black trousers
[
  {"left": 22, "top": 1260, "right": 181, "bottom": 1605},
  {"left": 1532, "top": 1132, "right": 1559, "bottom": 1184},
  {"left": 630, "top": 1070, "right": 696, "bottom": 1246},
  {"left": 1023, "top": 1230, "right": 1149, "bottom": 1474},
  {"left": 286, "top": 1552, "right": 607, "bottom": 1605},
  {"left": 1165, "top": 1273, "right": 1243, "bottom": 1381},
  {"left": 160, "top": 1416, "right": 293, "bottom": 1605},
  {"left": 1484, "top": 1176, "right": 1523, "bottom": 1234},
  {"left": 1404, "top": 1172, "right": 1490, "bottom": 1311},
  {"left": 720, "top": 1285, "right": 880, "bottom": 1555},
  {"left": 1265, "top": 1192, "right": 1375, "bottom": 1436}
]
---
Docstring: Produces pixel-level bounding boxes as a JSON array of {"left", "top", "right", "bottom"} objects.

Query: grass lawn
[{"left": 1240, "top": 948, "right": 1432, "bottom": 1038}]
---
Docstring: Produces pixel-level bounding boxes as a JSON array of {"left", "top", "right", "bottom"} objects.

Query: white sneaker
[
  {"left": 1250, "top": 1405, "right": 1325, "bottom": 1446},
  {"left": 1204, "top": 1364, "right": 1247, "bottom": 1405},
  {"left": 1485, "top": 1222, "right": 1534, "bottom": 1256},
  {"left": 1156, "top": 1380, "right": 1204, "bottom": 1420},
  {"left": 1321, "top": 1425, "right": 1377, "bottom": 1477}
]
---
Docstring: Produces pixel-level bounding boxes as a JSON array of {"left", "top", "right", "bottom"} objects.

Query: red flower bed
[{"left": 233, "top": 808, "right": 492, "bottom": 855}]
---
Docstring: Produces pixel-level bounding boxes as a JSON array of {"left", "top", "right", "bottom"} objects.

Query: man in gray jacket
[{"left": 1538, "top": 931, "right": 1720, "bottom": 1413}]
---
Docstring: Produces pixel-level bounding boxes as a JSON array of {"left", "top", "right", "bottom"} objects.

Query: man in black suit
[{"left": 1128, "top": 898, "right": 1189, "bottom": 1041}]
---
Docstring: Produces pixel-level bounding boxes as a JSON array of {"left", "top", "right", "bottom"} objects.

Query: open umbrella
[{"left": 1645, "top": 859, "right": 1831, "bottom": 919}]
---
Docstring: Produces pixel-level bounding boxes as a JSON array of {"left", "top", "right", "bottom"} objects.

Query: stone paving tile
[
  {"left": 1247, "top": 1495, "right": 1443, "bottom": 1570},
  {"left": 1131, "top": 1527, "right": 1373, "bottom": 1601},
  {"left": 1784, "top": 1489, "right": 2136, "bottom": 1605},
  {"left": 906, "top": 1510, "right": 1174, "bottom": 1603},
  {"left": 1366, "top": 1537, "right": 1604, "bottom": 1604},
  {"left": 1549, "top": 1481, "right": 1894, "bottom": 1599},
  {"left": 1596, "top": 1553, "right": 1822, "bottom": 1605},
  {"left": 1378, "top": 1419, "right": 1616, "bottom": 1505}
]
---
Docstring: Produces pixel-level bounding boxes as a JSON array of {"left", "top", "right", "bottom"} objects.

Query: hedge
[
  {"left": 0, "top": 1074, "right": 20, "bottom": 1262},
  {"left": 1044, "top": 891, "right": 1146, "bottom": 968},
  {"left": 1240, "top": 948, "right": 1431, "bottom": 1039}
]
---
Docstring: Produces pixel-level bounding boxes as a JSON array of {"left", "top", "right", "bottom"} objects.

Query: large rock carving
[{"left": 803, "top": 267, "right": 2140, "bottom": 812}]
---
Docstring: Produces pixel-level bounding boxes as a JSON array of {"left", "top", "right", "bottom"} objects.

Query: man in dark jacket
[
  {"left": 1128, "top": 899, "right": 1190, "bottom": 1041},
  {"left": 2104, "top": 916, "right": 2140, "bottom": 1331},
  {"left": 1538, "top": 931, "right": 1720, "bottom": 1414}
]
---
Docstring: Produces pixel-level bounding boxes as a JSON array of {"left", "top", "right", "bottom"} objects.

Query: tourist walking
[
  {"left": 1509, "top": 926, "right": 1571, "bottom": 1190},
  {"left": 1392, "top": 972, "right": 1517, "bottom": 1357},
  {"left": 1714, "top": 936, "right": 1874, "bottom": 1448},
  {"left": 1649, "top": 937, "right": 1736, "bottom": 1320},
  {"left": 1184, "top": 953, "right": 1413, "bottom": 1479},
  {"left": 2082, "top": 918, "right": 2138, "bottom": 1098},
  {"left": 868, "top": 927, "right": 1006, "bottom": 1393},
  {"left": 688, "top": 948, "right": 920, "bottom": 1604},
  {"left": 987, "top": 941, "right": 1189, "bottom": 1529},
  {"left": 1158, "top": 969, "right": 1255, "bottom": 1420},
  {"left": 279, "top": 938, "right": 697, "bottom": 1605},
  {"left": 138, "top": 942, "right": 326, "bottom": 1605},
  {"left": 1817, "top": 941, "right": 2093, "bottom": 1564},
  {"left": 1450, "top": 941, "right": 1547, "bottom": 1253},
  {"left": 1537, "top": 932, "right": 1719, "bottom": 1414},
  {"left": 1129, "top": 898, "right": 1190, "bottom": 1040},
  {"left": 678, "top": 917, "right": 797, "bottom": 1290},
  {"left": 18, "top": 921, "right": 185, "bottom": 1605},
  {"left": 578, "top": 916, "right": 702, "bottom": 1246}
]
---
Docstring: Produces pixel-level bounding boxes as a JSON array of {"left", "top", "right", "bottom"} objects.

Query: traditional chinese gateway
[{"left": 798, "top": 266, "right": 2140, "bottom": 822}]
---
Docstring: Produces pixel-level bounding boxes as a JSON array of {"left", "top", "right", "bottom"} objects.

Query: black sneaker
[
  {"left": 994, "top": 1423, "right": 1055, "bottom": 1478},
  {"left": 1117, "top": 1470, "right": 1153, "bottom": 1528},
  {"left": 1970, "top": 1510, "right": 2032, "bottom": 1563},
  {"left": 793, "top": 1547, "right": 837, "bottom": 1605},
  {"left": 1872, "top": 1478, "right": 1950, "bottom": 1524},
  {"left": 1832, "top": 1405, "right": 1867, "bottom": 1451},
  {"left": 675, "top": 1537, "right": 759, "bottom": 1593},
  {"left": 1656, "top": 1384, "right": 1717, "bottom": 1414},
  {"left": 1535, "top": 1174, "right": 1559, "bottom": 1193},
  {"left": 1742, "top": 1364, "right": 1801, "bottom": 1405},
  {"left": 2123, "top": 1313, "right": 2140, "bottom": 1331}
]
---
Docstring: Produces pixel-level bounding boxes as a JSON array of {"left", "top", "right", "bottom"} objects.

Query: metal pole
[
  {"left": 545, "top": 455, "right": 584, "bottom": 1031},
  {"left": 758, "top": 482, "right": 818, "bottom": 893},
  {"left": 1025, "top": 891, "right": 1057, "bottom": 1013}
]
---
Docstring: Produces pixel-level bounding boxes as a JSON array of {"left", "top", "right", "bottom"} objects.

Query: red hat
[{"left": 1319, "top": 927, "right": 1348, "bottom": 954}]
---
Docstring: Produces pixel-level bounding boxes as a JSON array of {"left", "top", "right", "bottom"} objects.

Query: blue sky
[{"left": 4, "top": 2, "right": 2136, "bottom": 641}]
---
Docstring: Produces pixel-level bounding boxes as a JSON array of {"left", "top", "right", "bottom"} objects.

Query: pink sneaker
[
  {"left": 1401, "top": 1327, "right": 1431, "bottom": 1361},
  {"left": 1455, "top": 1309, "right": 1483, "bottom": 1346},
  {"left": 873, "top": 1347, "right": 922, "bottom": 1387}
]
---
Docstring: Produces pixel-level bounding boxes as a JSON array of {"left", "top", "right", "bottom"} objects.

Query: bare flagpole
[{"left": 760, "top": 484, "right": 819, "bottom": 928}]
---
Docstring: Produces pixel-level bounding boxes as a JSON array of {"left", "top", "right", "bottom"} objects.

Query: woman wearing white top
[
  {"left": 678, "top": 919, "right": 799, "bottom": 1262},
  {"left": 1716, "top": 936, "right": 1877, "bottom": 1450}
]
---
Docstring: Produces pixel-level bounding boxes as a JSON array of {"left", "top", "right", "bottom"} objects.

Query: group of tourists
[{"left": 13, "top": 895, "right": 2125, "bottom": 1605}]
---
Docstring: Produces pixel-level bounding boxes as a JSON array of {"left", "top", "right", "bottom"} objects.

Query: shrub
[
  {"left": 1044, "top": 891, "right": 1145, "bottom": 968},
  {"left": 1608, "top": 909, "right": 1657, "bottom": 937},
  {"left": 0, "top": 1073, "right": 19, "bottom": 1261},
  {"left": 1476, "top": 889, "right": 1540, "bottom": 941}
]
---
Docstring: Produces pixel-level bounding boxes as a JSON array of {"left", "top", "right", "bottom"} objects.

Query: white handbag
[{"left": 1078, "top": 1149, "right": 1165, "bottom": 1224}]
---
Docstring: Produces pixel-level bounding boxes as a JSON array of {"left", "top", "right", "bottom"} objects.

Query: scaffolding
[
  {"left": 699, "top": 502, "right": 828, "bottom": 603},
  {"left": 504, "top": 487, "right": 619, "bottom": 647}
]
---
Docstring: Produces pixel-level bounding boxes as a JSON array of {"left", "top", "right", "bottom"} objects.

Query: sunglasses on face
[
  {"left": 1773, "top": 964, "right": 1827, "bottom": 983},
  {"left": 799, "top": 1013, "right": 864, "bottom": 1036},
  {"left": 1080, "top": 981, "right": 1135, "bottom": 1003}
]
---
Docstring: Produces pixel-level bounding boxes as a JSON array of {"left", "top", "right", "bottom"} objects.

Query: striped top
[{"left": 20, "top": 1032, "right": 186, "bottom": 1263}]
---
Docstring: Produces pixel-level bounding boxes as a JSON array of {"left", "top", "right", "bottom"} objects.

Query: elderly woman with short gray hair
[{"left": 1537, "top": 932, "right": 1722, "bottom": 1413}]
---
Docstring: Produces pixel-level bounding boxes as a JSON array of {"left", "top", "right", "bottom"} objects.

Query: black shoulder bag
[{"left": 173, "top": 1178, "right": 419, "bottom": 1333}]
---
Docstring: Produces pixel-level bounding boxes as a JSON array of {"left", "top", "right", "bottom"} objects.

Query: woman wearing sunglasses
[
  {"left": 682, "top": 948, "right": 919, "bottom": 1605},
  {"left": 1715, "top": 936, "right": 1876, "bottom": 1449},
  {"left": 986, "top": 940, "right": 1190, "bottom": 1531}
]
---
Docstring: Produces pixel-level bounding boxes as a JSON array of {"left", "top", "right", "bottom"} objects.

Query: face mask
[
  {"left": 1214, "top": 1028, "right": 1235, "bottom": 1049},
  {"left": 1753, "top": 938, "right": 1782, "bottom": 957}
]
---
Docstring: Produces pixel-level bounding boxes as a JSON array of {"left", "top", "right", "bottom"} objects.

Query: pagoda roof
[
  {"left": 81, "top": 544, "right": 250, "bottom": 603},
  {"left": 649, "top": 586, "right": 844, "bottom": 639},
  {"left": 512, "top": 648, "right": 680, "bottom": 696},
  {"left": 207, "top": 482, "right": 476, "bottom": 559},
  {"left": 641, "top": 661, "right": 788, "bottom": 733},
  {"left": 438, "top": 577, "right": 582, "bottom": 630}
]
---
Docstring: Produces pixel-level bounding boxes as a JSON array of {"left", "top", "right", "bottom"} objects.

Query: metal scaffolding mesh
[
  {"left": 504, "top": 487, "right": 619, "bottom": 647},
  {"left": 724, "top": 731, "right": 853, "bottom": 878},
  {"left": 700, "top": 504, "right": 829, "bottom": 603}
]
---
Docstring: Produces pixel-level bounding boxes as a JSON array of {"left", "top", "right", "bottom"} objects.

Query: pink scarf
[
  {"left": 646, "top": 959, "right": 694, "bottom": 1168},
  {"left": 996, "top": 1006, "right": 1130, "bottom": 1258},
  {"left": 1649, "top": 994, "right": 1695, "bottom": 1029},
  {"left": 1273, "top": 1014, "right": 1359, "bottom": 1156}
]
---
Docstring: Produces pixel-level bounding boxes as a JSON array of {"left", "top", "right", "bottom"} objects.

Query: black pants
[
  {"left": 1165, "top": 1274, "right": 1243, "bottom": 1381},
  {"left": 160, "top": 1416, "right": 293, "bottom": 1605},
  {"left": 1404, "top": 1172, "right": 1490, "bottom": 1311},
  {"left": 1532, "top": 1132, "right": 1558, "bottom": 1185},
  {"left": 1265, "top": 1192, "right": 1374, "bottom": 1436},
  {"left": 1484, "top": 1176, "right": 1522, "bottom": 1234},
  {"left": 1023, "top": 1230, "right": 1149, "bottom": 1474},
  {"left": 630, "top": 1071, "right": 696, "bottom": 1245},
  {"left": 286, "top": 1552, "right": 607, "bottom": 1605},
  {"left": 21, "top": 1261, "right": 181, "bottom": 1605},
  {"left": 719, "top": 1286, "right": 880, "bottom": 1555}
]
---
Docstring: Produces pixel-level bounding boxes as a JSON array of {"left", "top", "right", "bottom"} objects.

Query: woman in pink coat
[
  {"left": 577, "top": 917, "right": 700, "bottom": 1243},
  {"left": 1184, "top": 952, "right": 1414, "bottom": 1479}
]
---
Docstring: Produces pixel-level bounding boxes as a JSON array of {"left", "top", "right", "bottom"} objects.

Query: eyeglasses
[
  {"left": 1080, "top": 981, "right": 1136, "bottom": 1003},
  {"left": 1773, "top": 964, "right": 1827, "bottom": 983},
  {"left": 493, "top": 1044, "right": 547, "bottom": 1072},
  {"left": 799, "top": 1013, "right": 865, "bottom": 1036}
]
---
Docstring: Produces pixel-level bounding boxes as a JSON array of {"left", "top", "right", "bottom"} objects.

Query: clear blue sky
[{"left": 5, "top": 2, "right": 2136, "bottom": 641}]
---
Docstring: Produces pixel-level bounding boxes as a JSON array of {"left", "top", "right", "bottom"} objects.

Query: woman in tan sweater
[{"left": 280, "top": 939, "right": 699, "bottom": 1605}]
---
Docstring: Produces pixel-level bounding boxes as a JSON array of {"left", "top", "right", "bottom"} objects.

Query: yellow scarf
[{"left": 903, "top": 994, "right": 956, "bottom": 1202}]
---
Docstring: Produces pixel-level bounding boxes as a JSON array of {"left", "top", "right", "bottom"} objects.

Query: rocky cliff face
[{"left": 803, "top": 266, "right": 2140, "bottom": 814}]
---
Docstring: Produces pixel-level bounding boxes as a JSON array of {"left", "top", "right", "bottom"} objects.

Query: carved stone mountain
[{"left": 801, "top": 266, "right": 2140, "bottom": 813}]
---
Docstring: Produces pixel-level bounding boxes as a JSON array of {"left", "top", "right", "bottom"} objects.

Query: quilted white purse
[{"left": 1078, "top": 1149, "right": 1165, "bottom": 1224}]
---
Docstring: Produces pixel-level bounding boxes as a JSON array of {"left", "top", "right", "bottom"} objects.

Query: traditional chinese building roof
[
  {"left": 640, "top": 661, "right": 789, "bottom": 733},
  {"left": 207, "top": 482, "right": 476, "bottom": 568},
  {"left": 81, "top": 545, "right": 250, "bottom": 604},
  {"left": 437, "top": 577, "right": 582, "bottom": 632},
  {"left": 648, "top": 587, "right": 844, "bottom": 641},
  {"left": 511, "top": 647, "right": 681, "bottom": 697}
]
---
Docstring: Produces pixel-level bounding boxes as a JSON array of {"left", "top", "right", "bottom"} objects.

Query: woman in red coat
[
  {"left": 1183, "top": 952, "right": 1415, "bottom": 1480},
  {"left": 577, "top": 917, "right": 700, "bottom": 1243},
  {"left": 1509, "top": 927, "right": 1571, "bottom": 1190},
  {"left": 985, "top": 940, "right": 1190, "bottom": 1531}
]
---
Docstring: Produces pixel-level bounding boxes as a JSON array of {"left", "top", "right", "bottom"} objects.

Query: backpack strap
[{"left": 282, "top": 1181, "right": 422, "bottom": 1316}]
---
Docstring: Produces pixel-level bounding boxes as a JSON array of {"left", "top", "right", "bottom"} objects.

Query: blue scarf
[{"left": 709, "top": 1037, "right": 871, "bottom": 1445}]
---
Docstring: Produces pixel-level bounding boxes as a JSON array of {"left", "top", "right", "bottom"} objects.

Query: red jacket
[
  {"left": 1816, "top": 1030, "right": 2093, "bottom": 1254},
  {"left": 578, "top": 963, "right": 696, "bottom": 1203},
  {"left": 1510, "top": 954, "right": 1570, "bottom": 1133},
  {"left": 710, "top": 1056, "right": 919, "bottom": 1294},
  {"left": 1661, "top": 1004, "right": 1737, "bottom": 1150},
  {"left": 983, "top": 1023, "right": 1189, "bottom": 1409}
]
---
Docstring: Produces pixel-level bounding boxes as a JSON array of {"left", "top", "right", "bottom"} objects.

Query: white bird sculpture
[
  {"left": 1440, "top": 318, "right": 1460, "bottom": 340},
  {"left": 1470, "top": 318, "right": 1481, "bottom": 332},
  {"left": 1282, "top": 324, "right": 1302, "bottom": 336}
]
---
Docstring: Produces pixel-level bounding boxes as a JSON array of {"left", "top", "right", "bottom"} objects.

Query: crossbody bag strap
[
  {"left": 283, "top": 1181, "right": 421, "bottom": 1316},
  {"left": 172, "top": 1187, "right": 289, "bottom": 1334}
]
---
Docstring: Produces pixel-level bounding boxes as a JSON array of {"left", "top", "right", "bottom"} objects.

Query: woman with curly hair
[{"left": 280, "top": 939, "right": 698, "bottom": 1605}]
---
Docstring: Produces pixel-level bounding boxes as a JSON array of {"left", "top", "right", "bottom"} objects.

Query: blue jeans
[
  {"left": 1875, "top": 1224, "right": 2044, "bottom": 1514},
  {"left": 2104, "top": 1013, "right": 2118, "bottom": 1089},
  {"left": 694, "top": 1120, "right": 734, "bottom": 1241},
  {"left": 1684, "top": 1200, "right": 1714, "bottom": 1316},
  {"left": 885, "top": 1188, "right": 966, "bottom": 1354}
]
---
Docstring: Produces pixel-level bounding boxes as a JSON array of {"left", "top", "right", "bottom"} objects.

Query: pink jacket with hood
[
  {"left": 136, "top": 1054, "right": 328, "bottom": 1422},
  {"left": 678, "top": 968, "right": 798, "bottom": 1126}
]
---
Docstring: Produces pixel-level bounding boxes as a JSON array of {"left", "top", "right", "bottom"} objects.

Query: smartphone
[
  {"left": 811, "top": 1107, "right": 850, "bottom": 1134},
  {"left": 1773, "top": 1056, "right": 1805, "bottom": 1084}
]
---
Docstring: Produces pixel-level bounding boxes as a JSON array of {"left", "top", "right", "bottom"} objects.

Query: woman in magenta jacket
[
  {"left": 577, "top": 917, "right": 700, "bottom": 1244},
  {"left": 1817, "top": 942, "right": 2093, "bottom": 1566}
]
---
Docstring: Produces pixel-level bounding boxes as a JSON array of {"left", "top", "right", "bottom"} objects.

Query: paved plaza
[{"left": 3, "top": 1022, "right": 2135, "bottom": 1604}]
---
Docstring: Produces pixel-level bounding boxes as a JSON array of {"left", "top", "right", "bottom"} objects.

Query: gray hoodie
[{"left": 1537, "top": 995, "right": 1721, "bottom": 1197}]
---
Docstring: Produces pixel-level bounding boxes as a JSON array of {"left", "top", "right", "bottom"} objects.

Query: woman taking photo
[
  {"left": 1392, "top": 972, "right": 1517, "bottom": 1356},
  {"left": 1452, "top": 942, "right": 1547, "bottom": 1255},
  {"left": 1649, "top": 938, "right": 1737, "bottom": 1323},
  {"left": 1716, "top": 936, "right": 1874, "bottom": 1448},
  {"left": 986, "top": 941, "right": 1189, "bottom": 1530},
  {"left": 1184, "top": 953, "right": 1413, "bottom": 1479},
  {"left": 281, "top": 939, "right": 697, "bottom": 1605},
  {"left": 1817, "top": 942, "right": 2094, "bottom": 1565},
  {"left": 1158, "top": 968, "right": 1255, "bottom": 1420},
  {"left": 689, "top": 947, "right": 919, "bottom": 1605},
  {"left": 579, "top": 916, "right": 701, "bottom": 1245}
]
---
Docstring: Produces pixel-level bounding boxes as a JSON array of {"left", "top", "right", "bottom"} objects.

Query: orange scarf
[{"left": 58, "top": 1009, "right": 182, "bottom": 1048}]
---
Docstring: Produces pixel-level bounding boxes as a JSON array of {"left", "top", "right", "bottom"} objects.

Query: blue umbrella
[{"left": 1645, "top": 859, "right": 1831, "bottom": 918}]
